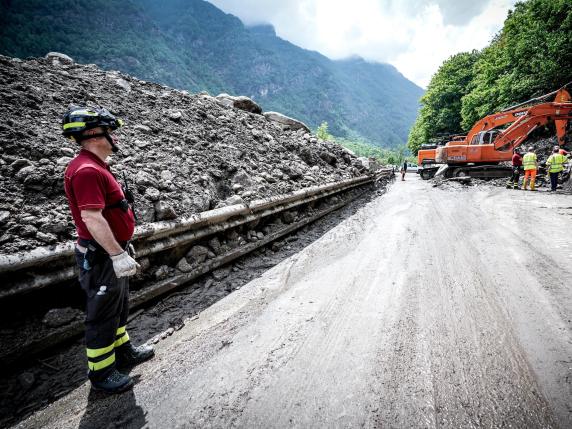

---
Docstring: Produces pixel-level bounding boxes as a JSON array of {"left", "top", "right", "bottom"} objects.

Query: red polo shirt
[{"left": 64, "top": 149, "right": 135, "bottom": 242}]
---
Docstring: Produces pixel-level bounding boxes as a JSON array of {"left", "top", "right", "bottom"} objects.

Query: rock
[
  {"left": 186, "top": 245, "right": 209, "bottom": 264},
  {"left": 282, "top": 211, "right": 297, "bottom": 224},
  {"left": 21, "top": 224, "right": 37, "bottom": 237},
  {"left": 232, "top": 170, "right": 253, "bottom": 188},
  {"left": 133, "top": 124, "right": 152, "bottom": 134},
  {"left": 18, "top": 372, "right": 35, "bottom": 391},
  {"left": 135, "top": 171, "right": 157, "bottom": 187},
  {"left": 154, "top": 200, "right": 177, "bottom": 221},
  {"left": 42, "top": 307, "right": 82, "bottom": 328},
  {"left": 169, "top": 111, "right": 183, "bottom": 121},
  {"left": 263, "top": 111, "right": 311, "bottom": 132},
  {"left": 144, "top": 187, "right": 161, "bottom": 201},
  {"left": 44, "top": 220, "right": 68, "bottom": 234},
  {"left": 282, "top": 165, "right": 303, "bottom": 180},
  {"left": 160, "top": 170, "right": 174, "bottom": 181},
  {"left": 154, "top": 265, "right": 170, "bottom": 280},
  {"left": 0, "top": 211, "right": 10, "bottom": 225},
  {"left": 45, "top": 52, "right": 74, "bottom": 65},
  {"left": 134, "top": 139, "right": 150, "bottom": 149},
  {"left": 221, "top": 195, "right": 245, "bottom": 207},
  {"left": 56, "top": 156, "right": 72, "bottom": 165},
  {"left": 216, "top": 94, "right": 262, "bottom": 114},
  {"left": 320, "top": 151, "right": 338, "bottom": 166},
  {"left": 115, "top": 78, "right": 131, "bottom": 92},
  {"left": 15, "top": 165, "right": 36, "bottom": 181},
  {"left": 212, "top": 266, "right": 231, "bottom": 280},
  {"left": 60, "top": 147, "right": 75, "bottom": 157},
  {"left": 208, "top": 237, "right": 222, "bottom": 255},
  {"left": 10, "top": 159, "right": 32, "bottom": 172},
  {"left": 176, "top": 257, "right": 194, "bottom": 273},
  {"left": 160, "top": 327, "right": 174, "bottom": 339},
  {"left": 36, "top": 231, "right": 57, "bottom": 243}
]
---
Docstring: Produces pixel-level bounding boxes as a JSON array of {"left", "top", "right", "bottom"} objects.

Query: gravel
[{"left": 0, "top": 54, "right": 368, "bottom": 253}]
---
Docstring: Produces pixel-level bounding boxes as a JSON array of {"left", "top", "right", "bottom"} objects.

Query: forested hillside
[
  {"left": 408, "top": 0, "right": 572, "bottom": 153},
  {"left": 0, "top": 0, "right": 423, "bottom": 147}
]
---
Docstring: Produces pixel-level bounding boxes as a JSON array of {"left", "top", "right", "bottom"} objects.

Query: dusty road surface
[{"left": 16, "top": 176, "right": 572, "bottom": 429}]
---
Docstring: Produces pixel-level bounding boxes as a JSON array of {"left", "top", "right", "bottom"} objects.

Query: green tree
[
  {"left": 315, "top": 121, "right": 333, "bottom": 141},
  {"left": 408, "top": 51, "right": 479, "bottom": 153},
  {"left": 461, "top": 0, "right": 572, "bottom": 128}
]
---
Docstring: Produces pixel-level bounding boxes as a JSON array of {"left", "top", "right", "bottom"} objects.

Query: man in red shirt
[
  {"left": 506, "top": 148, "right": 523, "bottom": 189},
  {"left": 63, "top": 106, "right": 154, "bottom": 393}
]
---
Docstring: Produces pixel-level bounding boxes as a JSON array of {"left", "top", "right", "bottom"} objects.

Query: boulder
[
  {"left": 263, "top": 111, "right": 311, "bottom": 132},
  {"left": 176, "top": 257, "right": 194, "bottom": 273},
  {"left": 186, "top": 245, "right": 210, "bottom": 264},
  {"left": 216, "top": 94, "right": 262, "bottom": 114},
  {"left": 45, "top": 52, "right": 74, "bottom": 65},
  {"left": 232, "top": 170, "right": 253, "bottom": 188},
  {"left": 154, "top": 200, "right": 177, "bottom": 221},
  {"left": 115, "top": 78, "right": 131, "bottom": 92},
  {"left": 42, "top": 307, "right": 82, "bottom": 328},
  {"left": 0, "top": 211, "right": 10, "bottom": 225}
]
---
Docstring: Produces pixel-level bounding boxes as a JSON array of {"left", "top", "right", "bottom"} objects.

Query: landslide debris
[{"left": 0, "top": 54, "right": 368, "bottom": 253}]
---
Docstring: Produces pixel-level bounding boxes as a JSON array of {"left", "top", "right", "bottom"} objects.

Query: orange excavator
[{"left": 417, "top": 84, "right": 572, "bottom": 179}]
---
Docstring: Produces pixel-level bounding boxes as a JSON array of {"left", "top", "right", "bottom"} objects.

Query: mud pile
[{"left": 0, "top": 54, "right": 368, "bottom": 253}]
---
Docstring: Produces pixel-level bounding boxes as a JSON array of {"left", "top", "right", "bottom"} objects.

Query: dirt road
[{"left": 17, "top": 176, "right": 572, "bottom": 428}]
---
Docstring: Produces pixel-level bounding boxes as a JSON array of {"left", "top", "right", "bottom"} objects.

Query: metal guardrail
[{"left": 0, "top": 171, "right": 393, "bottom": 300}]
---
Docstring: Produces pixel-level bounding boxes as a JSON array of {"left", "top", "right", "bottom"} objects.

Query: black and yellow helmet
[{"left": 62, "top": 106, "right": 124, "bottom": 142}]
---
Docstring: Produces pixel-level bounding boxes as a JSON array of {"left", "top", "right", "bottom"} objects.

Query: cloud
[{"left": 209, "top": 0, "right": 517, "bottom": 88}]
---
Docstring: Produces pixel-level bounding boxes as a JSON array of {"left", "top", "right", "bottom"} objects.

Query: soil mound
[{"left": 0, "top": 54, "right": 368, "bottom": 253}]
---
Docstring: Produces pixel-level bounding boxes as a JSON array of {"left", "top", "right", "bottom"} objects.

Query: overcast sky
[{"left": 209, "top": 0, "right": 518, "bottom": 88}]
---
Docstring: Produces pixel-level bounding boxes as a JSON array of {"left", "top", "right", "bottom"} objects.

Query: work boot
[
  {"left": 116, "top": 342, "right": 155, "bottom": 368},
  {"left": 530, "top": 180, "right": 536, "bottom": 191},
  {"left": 91, "top": 369, "right": 133, "bottom": 394}
]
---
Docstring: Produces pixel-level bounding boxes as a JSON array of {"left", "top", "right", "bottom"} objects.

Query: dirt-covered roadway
[{"left": 16, "top": 175, "right": 572, "bottom": 428}]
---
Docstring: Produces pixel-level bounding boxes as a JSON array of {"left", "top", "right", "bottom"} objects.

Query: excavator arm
[{"left": 493, "top": 102, "right": 572, "bottom": 151}]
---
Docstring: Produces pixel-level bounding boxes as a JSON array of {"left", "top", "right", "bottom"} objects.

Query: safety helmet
[
  {"left": 528, "top": 146, "right": 534, "bottom": 152},
  {"left": 554, "top": 145, "right": 560, "bottom": 152},
  {"left": 62, "top": 106, "right": 123, "bottom": 142}
]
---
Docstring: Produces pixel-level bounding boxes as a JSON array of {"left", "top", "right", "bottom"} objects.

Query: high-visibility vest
[
  {"left": 547, "top": 153, "right": 568, "bottom": 173},
  {"left": 522, "top": 152, "right": 537, "bottom": 170}
]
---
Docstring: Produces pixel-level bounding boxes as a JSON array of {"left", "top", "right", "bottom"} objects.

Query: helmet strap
[{"left": 75, "top": 131, "right": 119, "bottom": 152}]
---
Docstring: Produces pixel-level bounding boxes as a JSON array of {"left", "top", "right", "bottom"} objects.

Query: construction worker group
[{"left": 507, "top": 145, "right": 569, "bottom": 191}]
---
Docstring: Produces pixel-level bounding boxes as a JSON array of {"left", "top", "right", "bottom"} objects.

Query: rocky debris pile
[{"left": 0, "top": 54, "right": 369, "bottom": 253}]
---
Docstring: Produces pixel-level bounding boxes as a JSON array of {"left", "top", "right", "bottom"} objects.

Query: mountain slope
[{"left": 0, "top": 0, "right": 423, "bottom": 147}]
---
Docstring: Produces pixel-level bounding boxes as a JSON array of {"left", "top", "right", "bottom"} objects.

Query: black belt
[{"left": 78, "top": 238, "right": 129, "bottom": 253}]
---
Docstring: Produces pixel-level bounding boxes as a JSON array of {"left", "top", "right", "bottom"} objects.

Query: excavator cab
[{"left": 470, "top": 130, "right": 500, "bottom": 146}]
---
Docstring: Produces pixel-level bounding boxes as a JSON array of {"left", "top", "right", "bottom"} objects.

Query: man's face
[{"left": 82, "top": 127, "right": 115, "bottom": 156}]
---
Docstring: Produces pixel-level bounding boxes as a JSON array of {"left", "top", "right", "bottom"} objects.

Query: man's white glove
[{"left": 110, "top": 251, "right": 140, "bottom": 278}]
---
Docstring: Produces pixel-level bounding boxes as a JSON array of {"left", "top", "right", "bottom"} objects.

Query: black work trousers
[
  {"left": 549, "top": 172, "right": 559, "bottom": 191},
  {"left": 75, "top": 247, "right": 131, "bottom": 381},
  {"left": 508, "top": 167, "right": 521, "bottom": 187}
]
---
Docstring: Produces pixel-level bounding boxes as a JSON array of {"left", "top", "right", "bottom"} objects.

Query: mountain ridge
[{"left": 0, "top": 0, "right": 423, "bottom": 147}]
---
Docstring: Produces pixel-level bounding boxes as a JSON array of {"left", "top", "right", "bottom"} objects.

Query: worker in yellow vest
[
  {"left": 522, "top": 146, "right": 538, "bottom": 191},
  {"left": 546, "top": 146, "right": 569, "bottom": 192}
]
